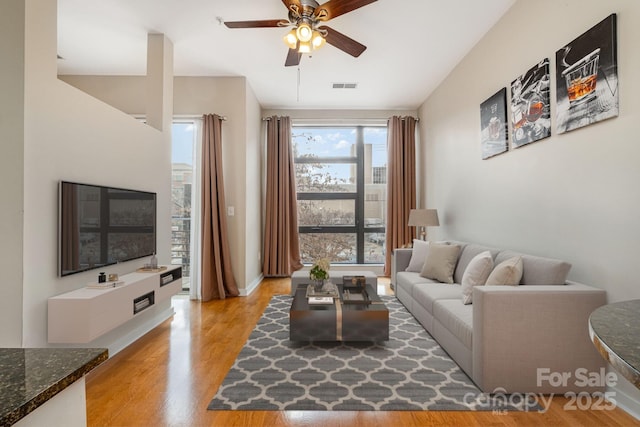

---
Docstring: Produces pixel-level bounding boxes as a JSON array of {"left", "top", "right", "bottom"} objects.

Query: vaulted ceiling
[{"left": 57, "top": 0, "right": 515, "bottom": 110}]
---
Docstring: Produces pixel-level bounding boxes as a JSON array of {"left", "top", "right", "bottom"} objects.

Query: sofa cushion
[
  {"left": 413, "top": 283, "right": 463, "bottom": 314},
  {"left": 461, "top": 251, "right": 494, "bottom": 304},
  {"left": 486, "top": 256, "right": 523, "bottom": 286},
  {"left": 453, "top": 243, "right": 501, "bottom": 284},
  {"left": 433, "top": 299, "right": 473, "bottom": 350},
  {"left": 420, "top": 243, "right": 461, "bottom": 284},
  {"left": 495, "top": 250, "right": 571, "bottom": 285},
  {"left": 396, "top": 271, "right": 439, "bottom": 292},
  {"left": 406, "top": 239, "right": 430, "bottom": 272}
]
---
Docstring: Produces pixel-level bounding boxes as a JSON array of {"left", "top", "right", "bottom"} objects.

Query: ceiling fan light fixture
[
  {"left": 298, "top": 40, "right": 312, "bottom": 53},
  {"left": 283, "top": 29, "right": 298, "bottom": 49},
  {"left": 311, "top": 30, "right": 325, "bottom": 49},
  {"left": 296, "top": 23, "right": 313, "bottom": 42}
]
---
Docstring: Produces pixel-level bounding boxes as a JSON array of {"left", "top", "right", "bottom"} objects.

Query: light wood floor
[{"left": 86, "top": 277, "right": 639, "bottom": 427}]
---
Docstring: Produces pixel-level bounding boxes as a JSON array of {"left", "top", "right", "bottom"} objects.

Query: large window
[{"left": 293, "top": 125, "right": 387, "bottom": 264}]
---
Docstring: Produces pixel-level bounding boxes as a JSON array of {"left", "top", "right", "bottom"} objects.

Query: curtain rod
[{"left": 262, "top": 116, "right": 419, "bottom": 121}]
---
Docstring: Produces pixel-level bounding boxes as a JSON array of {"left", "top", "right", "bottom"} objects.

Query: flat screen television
[{"left": 59, "top": 181, "right": 157, "bottom": 277}]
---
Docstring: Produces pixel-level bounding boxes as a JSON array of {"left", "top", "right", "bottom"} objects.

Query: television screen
[{"left": 59, "top": 181, "right": 156, "bottom": 276}]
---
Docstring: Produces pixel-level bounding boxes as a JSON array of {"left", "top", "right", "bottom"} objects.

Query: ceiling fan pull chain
[{"left": 297, "top": 66, "right": 301, "bottom": 102}]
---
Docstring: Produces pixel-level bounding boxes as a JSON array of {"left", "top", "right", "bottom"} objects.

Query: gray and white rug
[{"left": 208, "top": 295, "right": 536, "bottom": 411}]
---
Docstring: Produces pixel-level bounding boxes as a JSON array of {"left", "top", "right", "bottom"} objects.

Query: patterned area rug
[{"left": 208, "top": 295, "right": 535, "bottom": 411}]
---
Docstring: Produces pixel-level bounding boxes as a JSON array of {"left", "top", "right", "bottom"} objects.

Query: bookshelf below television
[{"left": 48, "top": 265, "right": 182, "bottom": 344}]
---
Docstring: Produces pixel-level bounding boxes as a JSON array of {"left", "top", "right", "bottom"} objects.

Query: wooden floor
[{"left": 86, "top": 277, "right": 639, "bottom": 427}]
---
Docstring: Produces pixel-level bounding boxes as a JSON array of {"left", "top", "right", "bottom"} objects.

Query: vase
[{"left": 311, "top": 279, "right": 324, "bottom": 293}]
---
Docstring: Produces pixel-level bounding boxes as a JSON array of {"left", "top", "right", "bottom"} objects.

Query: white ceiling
[{"left": 56, "top": 0, "right": 515, "bottom": 110}]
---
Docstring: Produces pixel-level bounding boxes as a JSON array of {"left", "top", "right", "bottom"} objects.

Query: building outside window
[{"left": 293, "top": 125, "right": 388, "bottom": 265}]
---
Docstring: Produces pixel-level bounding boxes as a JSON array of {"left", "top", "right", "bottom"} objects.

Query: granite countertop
[
  {"left": 0, "top": 348, "right": 108, "bottom": 426},
  {"left": 589, "top": 299, "right": 640, "bottom": 389}
]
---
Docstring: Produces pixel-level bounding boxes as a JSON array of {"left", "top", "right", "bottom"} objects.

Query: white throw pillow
[
  {"left": 461, "top": 251, "right": 494, "bottom": 305},
  {"left": 420, "top": 243, "right": 461, "bottom": 284},
  {"left": 485, "top": 256, "right": 524, "bottom": 286},
  {"left": 406, "top": 239, "right": 430, "bottom": 272}
]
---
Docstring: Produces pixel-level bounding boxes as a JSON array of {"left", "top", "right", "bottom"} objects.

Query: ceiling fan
[{"left": 224, "top": 0, "right": 377, "bottom": 67}]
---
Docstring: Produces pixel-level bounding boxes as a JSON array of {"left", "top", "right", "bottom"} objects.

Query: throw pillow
[
  {"left": 406, "top": 239, "right": 430, "bottom": 272},
  {"left": 420, "top": 243, "right": 461, "bottom": 284},
  {"left": 485, "top": 256, "right": 524, "bottom": 286},
  {"left": 461, "top": 251, "right": 494, "bottom": 305}
]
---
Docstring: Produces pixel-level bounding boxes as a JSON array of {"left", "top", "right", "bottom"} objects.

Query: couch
[{"left": 392, "top": 240, "right": 607, "bottom": 394}]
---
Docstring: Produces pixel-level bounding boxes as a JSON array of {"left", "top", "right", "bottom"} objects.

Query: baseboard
[
  {"left": 240, "top": 274, "right": 264, "bottom": 296},
  {"left": 611, "top": 379, "right": 640, "bottom": 421}
]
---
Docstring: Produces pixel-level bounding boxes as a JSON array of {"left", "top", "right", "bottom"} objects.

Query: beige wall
[
  {"left": 60, "top": 75, "right": 265, "bottom": 292},
  {"left": 0, "top": 0, "right": 25, "bottom": 346},
  {"left": 419, "top": 0, "right": 640, "bottom": 413},
  {"left": 2, "top": 0, "right": 174, "bottom": 348}
]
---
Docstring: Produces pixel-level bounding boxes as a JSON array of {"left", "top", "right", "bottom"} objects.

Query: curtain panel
[
  {"left": 384, "top": 116, "right": 417, "bottom": 276},
  {"left": 200, "top": 114, "right": 239, "bottom": 300},
  {"left": 263, "top": 116, "right": 303, "bottom": 276}
]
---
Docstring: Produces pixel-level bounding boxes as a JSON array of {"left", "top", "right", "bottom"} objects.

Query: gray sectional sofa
[{"left": 392, "top": 240, "right": 607, "bottom": 394}]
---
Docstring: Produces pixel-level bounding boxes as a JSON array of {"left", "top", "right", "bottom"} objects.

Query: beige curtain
[
  {"left": 384, "top": 116, "right": 417, "bottom": 276},
  {"left": 263, "top": 116, "right": 303, "bottom": 276},
  {"left": 201, "top": 114, "right": 239, "bottom": 301}
]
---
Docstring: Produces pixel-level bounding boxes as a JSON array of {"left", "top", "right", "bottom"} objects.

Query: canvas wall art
[
  {"left": 480, "top": 88, "right": 508, "bottom": 159},
  {"left": 510, "top": 59, "right": 551, "bottom": 148},
  {"left": 555, "top": 14, "right": 618, "bottom": 134}
]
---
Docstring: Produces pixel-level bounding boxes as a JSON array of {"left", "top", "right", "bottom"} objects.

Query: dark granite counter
[
  {"left": 0, "top": 347, "right": 108, "bottom": 426},
  {"left": 589, "top": 299, "right": 640, "bottom": 389}
]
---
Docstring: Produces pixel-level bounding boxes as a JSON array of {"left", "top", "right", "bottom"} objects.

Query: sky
[
  {"left": 293, "top": 126, "right": 388, "bottom": 167},
  {"left": 171, "top": 123, "right": 389, "bottom": 172},
  {"left": 172, "top": 123, "right": 195, "bottom": 165}
]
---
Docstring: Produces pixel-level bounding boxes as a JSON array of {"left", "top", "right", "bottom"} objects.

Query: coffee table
[{"left": 289, "top": 283, "right": 389, "bottom": 342}]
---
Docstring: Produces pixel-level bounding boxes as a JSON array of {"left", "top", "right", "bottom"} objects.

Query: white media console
[{"left": 48, "top": 266, "right": 182, "bottom": 344}]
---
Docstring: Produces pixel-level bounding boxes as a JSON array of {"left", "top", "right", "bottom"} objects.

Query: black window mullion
[{"left": 355, "top": 126, "right": 365, "bottom": 264}]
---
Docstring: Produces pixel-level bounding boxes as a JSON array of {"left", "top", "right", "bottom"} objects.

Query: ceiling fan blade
[
  {"left": 282, "top": 0, "right": 302, "bottom": 13},
  {"left": 314, "top": 0, "right": 377, "bottom": 21},
  {"left": 285, "top": 48, "right": 302, "bottom": 67},
  {"left": 224, "top": 19, "right": 286, "bottom": 29},
  {"left": 322, "top": 26, "right": 367, "bottom": 57}
]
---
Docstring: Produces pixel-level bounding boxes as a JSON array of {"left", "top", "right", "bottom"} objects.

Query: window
[
  {"left": 293, "top": 125, "right": 387, "bottom": 264},
  {"left": 171, "top": 121, "right": 197, "bottom": 290}
]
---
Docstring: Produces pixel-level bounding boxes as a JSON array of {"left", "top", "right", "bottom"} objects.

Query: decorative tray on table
[
  {"left": 305, "top": 282, "right": 340, "bottom": 299},
  {"left": 342, "top": 275, "right": 371, "bottom": 305}
]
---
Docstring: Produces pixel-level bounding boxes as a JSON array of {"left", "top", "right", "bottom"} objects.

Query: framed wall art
[
  {"left": 480, "top": 88, "right": 508, "bottom": 159},
  {"left": 510, "top": 59, "right": 551, "bottom": 148},
  {"left": 555, "top": 13, "right": 618, "bottom": 134}
]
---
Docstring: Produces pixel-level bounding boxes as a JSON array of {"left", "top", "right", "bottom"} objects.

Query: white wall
[
  {"left": 245, "top": 85, "right": 264, "bottom": 291},
  {"left": 0, "top": 0, "right": 25, "bottom": 346},
  {"left": 58, "top": 75, "right": 269, "bottom": 293},
  {"left": 16, "top": 0, "right": 172, "bottom": 348},
  {"left": 419, "top": 0, "right": 640, "bottom": 415}
]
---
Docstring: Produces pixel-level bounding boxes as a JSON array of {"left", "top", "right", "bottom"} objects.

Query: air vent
[{"left": 332, "top": 82, "right": 358, "bottom": 89}]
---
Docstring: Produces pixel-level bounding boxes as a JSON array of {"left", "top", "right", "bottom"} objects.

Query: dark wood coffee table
[{"left": 289, "top": 283, "right": 389, "bottom": 342}]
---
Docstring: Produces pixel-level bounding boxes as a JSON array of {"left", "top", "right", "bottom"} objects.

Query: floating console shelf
[{"left": 48, "top": 265, "right": 182, "bottom": 344}]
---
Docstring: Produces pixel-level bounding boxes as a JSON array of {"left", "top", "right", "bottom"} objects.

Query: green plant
[{"left": 309, "top": 258, "right": 330, "bottom": 281}]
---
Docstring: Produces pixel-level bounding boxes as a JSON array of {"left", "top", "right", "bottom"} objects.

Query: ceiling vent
[{"left": 332, "top": 82, "right": 358, "bottom": 89}]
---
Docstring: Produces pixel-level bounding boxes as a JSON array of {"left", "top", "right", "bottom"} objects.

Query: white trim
[
  {"left": 240, "top": 274, "right": 264, "bottom": 296},
  {"left": 611, "top": 382, "right": 640, "bottom": 421}
]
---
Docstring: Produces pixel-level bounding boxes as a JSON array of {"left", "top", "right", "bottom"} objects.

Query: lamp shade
[{"left": 407, "top": 209, "right": 439, "bottom": 227}]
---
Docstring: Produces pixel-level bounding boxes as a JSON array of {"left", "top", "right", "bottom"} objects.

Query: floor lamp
[{"left": 408, "top": 209, "right": 439, "bottom": 241}]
